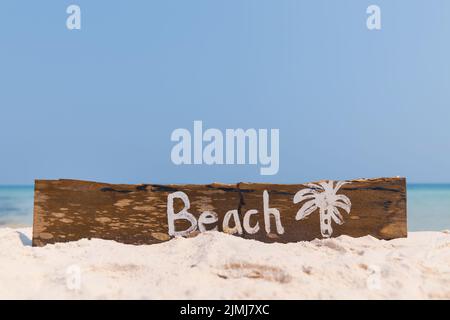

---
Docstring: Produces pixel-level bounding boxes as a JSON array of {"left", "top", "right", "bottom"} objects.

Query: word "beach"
[{"left": 167, "top": 190, "right": 285, "bottom": 237}]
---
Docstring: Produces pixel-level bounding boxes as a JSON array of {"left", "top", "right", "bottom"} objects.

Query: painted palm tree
[{"left": 294, "top": 180, "right": 351, "bottom": 238}]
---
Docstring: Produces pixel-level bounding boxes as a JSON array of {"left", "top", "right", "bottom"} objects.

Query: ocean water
[
  {"left": 407, "top": 184, "right": 450, "bottom": 231},
  {"left": 0, "top": 184, "right": 449, "bottom": 231},
  {"left": 0, "top": 186, "right": 34, "bottom": 227}
]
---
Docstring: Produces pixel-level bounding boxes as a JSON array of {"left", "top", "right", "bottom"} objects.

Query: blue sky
[{"left": 0, "top": 1, "right": 449, "bottom": 184}]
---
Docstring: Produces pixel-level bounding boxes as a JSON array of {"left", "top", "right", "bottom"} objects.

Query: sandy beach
[{"left": 0, "top": 227, "right": 449, "bottom": 299}]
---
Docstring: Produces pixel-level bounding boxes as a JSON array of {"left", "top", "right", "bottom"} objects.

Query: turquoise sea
[
  {"left": 0, "top": 184, "right": 449, "bottom": 231},
  {"left": 0, "top": 186, "right": 34, "bottom": 227}
]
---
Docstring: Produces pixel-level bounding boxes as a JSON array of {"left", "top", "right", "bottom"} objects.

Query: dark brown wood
[{"left": 32, "top": 177, "right": 407, "bottom": 246}]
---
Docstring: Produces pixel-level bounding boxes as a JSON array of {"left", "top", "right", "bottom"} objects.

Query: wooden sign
[{"left": 32, "top": 177, "right": 407, "bottom": 247}]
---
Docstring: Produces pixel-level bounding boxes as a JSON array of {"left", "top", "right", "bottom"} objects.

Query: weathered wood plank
[{"left": 32, "top": 177, "right": 407, "bottom": 246}]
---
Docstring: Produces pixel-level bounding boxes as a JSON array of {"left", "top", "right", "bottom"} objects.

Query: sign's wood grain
[{"left": 32, "top": 177, "right": 407, "bottom": 247}]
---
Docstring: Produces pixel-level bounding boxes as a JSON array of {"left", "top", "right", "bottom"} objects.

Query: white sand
[{"left": 0, "top": 227, "right": 449, "bottom": 299}]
